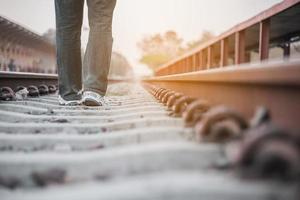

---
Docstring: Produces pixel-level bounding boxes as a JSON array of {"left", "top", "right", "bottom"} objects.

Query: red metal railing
[{"left": 155, "top": 0, "right": 300, "bottom": 76}]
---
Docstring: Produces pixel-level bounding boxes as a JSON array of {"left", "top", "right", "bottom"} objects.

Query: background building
[{"left": 0, "top": 16, "right": 56, "bottom": 74}]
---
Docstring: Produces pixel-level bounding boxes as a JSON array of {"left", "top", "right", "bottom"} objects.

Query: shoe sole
[
  {"left": 82, "top": 98, "right": 102, "bottom": 107},
  {"left": 58, "top": 96, "right": 82, "bottom": 106},
  {"left": 59, "top": 102, "right": 80, "bottom": 106}
]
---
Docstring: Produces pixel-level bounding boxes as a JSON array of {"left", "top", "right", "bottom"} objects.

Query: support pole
[
  {"left": 259, "top": 19, "right": 270, "bottom": 61},
  {"left": 221, "top": 38, "right": 229, "bottom": 67},
  {"left": 235, "top": 30, "right": 245, "bottom": 65},
  {"left": 207, "top": 46, "right": 213, "bottom": 69}
]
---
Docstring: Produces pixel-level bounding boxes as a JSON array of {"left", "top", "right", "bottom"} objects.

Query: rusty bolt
[
  {"left": 162, "top": 91, "right": 176, "bottom": 105},
  {"left": 155, "top": 88, "right": 165, "bottom": 99},
  {"left": 236, "top": 124, "right": 300, "bottom": 181},
  {"left": 48, "top": 85, "right": 57, "bottom": 94},
  {"left": 158, "top": 89, "right": 170, "bottom": 102},
  {"left": 151, "top": 85, "right": 158, "bottom": 92},
  {"left": 151, "top": 88, "right": 158, "bottom": 96},
  {"left": 38, "top": 84, "right": 49, "bottom": 96},
  {"left": 182, "top": 100, "right": 210, "bottom": 126},
  {"left": 157, "top": 88, "right": 167, "bottom": 98},
  {"left": 195, "top": 106, "right": 248, "bottom": 142},
  {"left": 27, "top": 85, "right": 40, "bottom": 97},
  {"left": 172, "top": 96, "right": 197, "bottom": 116},
  {"left": 0, "top": 87, "right": 16, "bottom": 101},
  {"left": 154, "top": 88, "right": 162, "bottom": 97},
  {"left": 15, "top": 86, "right": 26, "bottom": 92},
  {"left": 159, "top": 90, "right": 171, "bottom": 102},
  {"left": 166, "top": 93, "right": 184, "bottom": 109},
  {"left": 251, "top": 140, "right": 300, "bottom": 180}
]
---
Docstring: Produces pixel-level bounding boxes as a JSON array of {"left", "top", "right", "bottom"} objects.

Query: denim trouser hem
[{"left": 84, "top": 88, "right": 106, "bottom": 96}]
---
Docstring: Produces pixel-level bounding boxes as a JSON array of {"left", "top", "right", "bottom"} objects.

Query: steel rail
[
  {"left": 143, "top": 60, "right": 300, "bottom": 130},
  {"left": 0, "top": 72, "right": 58, "bottom": 89},
  {"left": 0, "top": 72, "right": 133, "bottom": 89}
]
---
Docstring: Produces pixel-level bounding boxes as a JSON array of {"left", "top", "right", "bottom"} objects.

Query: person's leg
[
  {"left": 55, "top": 0, "right": 84, "bottom": 101},
  {"left": 84, "top": 0, "right": 117, "bottom": 96}
]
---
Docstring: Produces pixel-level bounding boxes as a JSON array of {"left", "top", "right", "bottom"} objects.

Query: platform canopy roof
[{"left": 0, "top": 15, "right": 55, "bottom": 54}]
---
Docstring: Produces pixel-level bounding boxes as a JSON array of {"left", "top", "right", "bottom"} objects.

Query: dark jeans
[{"left": 55, "top": 0, "right": 116, "bottom": 100}]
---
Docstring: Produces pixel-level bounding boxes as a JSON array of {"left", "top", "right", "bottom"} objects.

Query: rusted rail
[{"left": 144, "top": 60, "right": 300, "bottom": 130}]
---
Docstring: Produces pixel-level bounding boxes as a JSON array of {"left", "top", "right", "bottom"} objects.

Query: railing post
[
  {"left": 188, "top": 58, "right": 191, "bottom": 72},
  {"left": 283, "top": 42, "right": 290, "bottom": 59},
  {"left": 192, "top": 54, "right": 196, "bottom": 71},
  {"left": 199, "top": 51, "right": 203, "bottom": 70},
  {"left": 207, "top": 46, "right": 213, "bottom": 69},
  {"left": 235, "top": 30, "right": 245, "bottom": 65},
  {"left": 221, "top": 38, "right": 228, "bottom": 67},
  {"left": 201, "top": 49, "right": 207, "bottom": 70},
  {"left": 180, "top": 60, "right": 184, "bottom": 73},
  {"left": 259, "top": 19, "right": 270, "bottom": 61}
]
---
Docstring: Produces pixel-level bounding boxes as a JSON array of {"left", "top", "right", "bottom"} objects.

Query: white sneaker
[
  {"left": 82, "top": 91, "right": 106, "bottom": 106},
  {"left": 58, "top": 95, "right": 82, "bottom": 106}
]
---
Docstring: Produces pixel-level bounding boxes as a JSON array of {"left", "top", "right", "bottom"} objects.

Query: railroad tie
[{"left": 0, "top": 82, "right": 298, "bottom": 200}]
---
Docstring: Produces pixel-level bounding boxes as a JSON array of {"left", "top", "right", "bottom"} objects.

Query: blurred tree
[
  {"left": 137, "top": 30, "right": 215, "bottom": 71},
  {"left": 137, "top": 31, "right": 184, "bottom": 70},
  {"left": 186, "top": 31, "right": 215, "bottom": 51},
  {"left": 109, "top": 52, "right": 134, "bottom": 78}
]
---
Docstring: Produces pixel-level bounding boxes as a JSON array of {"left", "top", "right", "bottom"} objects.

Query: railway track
[
  {"left": 0, "top": 71, "right": 299, "bottom": 200},
  {"left": 1, "top": 1, "right": 300, "bottom": 199}
]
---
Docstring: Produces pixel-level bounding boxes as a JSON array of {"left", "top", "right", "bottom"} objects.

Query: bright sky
[{"left": 0, "top": 0, "right": 282, "bottom": 75}]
